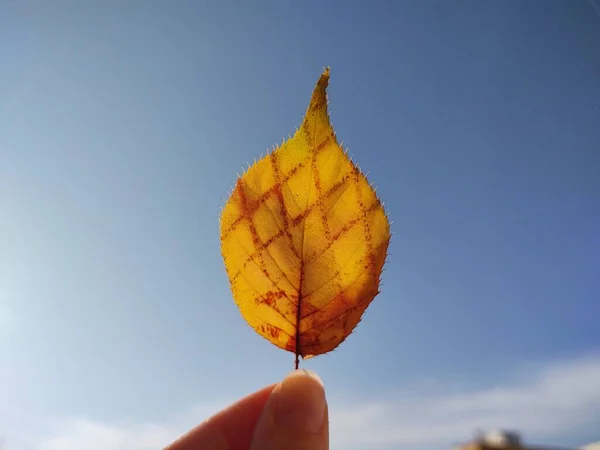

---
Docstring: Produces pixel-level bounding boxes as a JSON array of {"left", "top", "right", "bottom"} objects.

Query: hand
[{"left": 165, "top": 370, "right": 329, "bottom": 450}]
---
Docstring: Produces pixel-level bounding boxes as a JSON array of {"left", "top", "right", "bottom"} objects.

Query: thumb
[{"left": 251, "top": 369, "right": 329, "bottom": 450}]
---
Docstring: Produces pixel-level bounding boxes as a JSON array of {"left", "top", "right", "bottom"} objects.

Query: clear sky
[{"left": 1, "top": 1, "right": 600, "bottom": 449}]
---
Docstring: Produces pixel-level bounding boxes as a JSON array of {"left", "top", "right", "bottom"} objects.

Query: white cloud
[
  {"left": 5, "top": 355, "right": 600, "bottom": 450},
  {"left": 329, "top": 354, "right": 600, "bottom": 449},
  {"left": 7, "top": 402, "right": 228, "bottom": 450},
  {"left": 31, "top": 419, "right": 183, "bottom": 450}
]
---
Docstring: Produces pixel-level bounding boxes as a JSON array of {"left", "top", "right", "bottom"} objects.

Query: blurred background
[{"left": 1, "top": 1, "right": 599, "bottom": 449}]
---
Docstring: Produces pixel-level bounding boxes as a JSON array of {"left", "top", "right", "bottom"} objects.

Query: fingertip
[
  {"left": 274, "top": 370, "right": 326, "bottom": 434},
  {"left": 251, "top": 370, "right": 329, "bottom": 450}
]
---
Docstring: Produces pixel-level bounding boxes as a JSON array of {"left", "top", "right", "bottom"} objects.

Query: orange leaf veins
[{"left": 219, "top": 68, "right": 391, "bottom": 368}]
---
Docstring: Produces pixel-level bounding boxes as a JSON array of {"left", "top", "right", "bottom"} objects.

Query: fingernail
[{"left": 273, "top": 369, "right": 326, "bottom": 434}]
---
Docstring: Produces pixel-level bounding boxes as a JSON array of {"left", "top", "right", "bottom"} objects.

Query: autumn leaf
[{"left": 220, "top": 68, "right": 390, "bottom": 368}]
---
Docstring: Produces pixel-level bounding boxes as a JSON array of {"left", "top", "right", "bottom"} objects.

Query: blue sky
[{"left": 1, "top": 1, "right": 600, "bottom": 449}]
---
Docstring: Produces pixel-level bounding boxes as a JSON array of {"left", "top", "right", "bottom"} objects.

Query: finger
[
  {"left": 250, "top": 370, "right": 329, "bottom": 450},
  {"left": 165, "top": 382, "right": 277, "bottom": 450}
]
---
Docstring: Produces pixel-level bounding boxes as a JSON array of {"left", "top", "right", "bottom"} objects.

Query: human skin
[{"left": 165, "top": 370, "right": 329, "bottom": 450}]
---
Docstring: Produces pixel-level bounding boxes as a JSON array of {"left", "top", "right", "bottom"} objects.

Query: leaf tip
[{"left": 311, "top": 67, "right": 331, "bottom": 103}]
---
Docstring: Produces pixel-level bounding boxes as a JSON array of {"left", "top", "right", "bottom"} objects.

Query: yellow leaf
[{"left": 220, "top": 68, "right": 390, "bottom": 368}]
